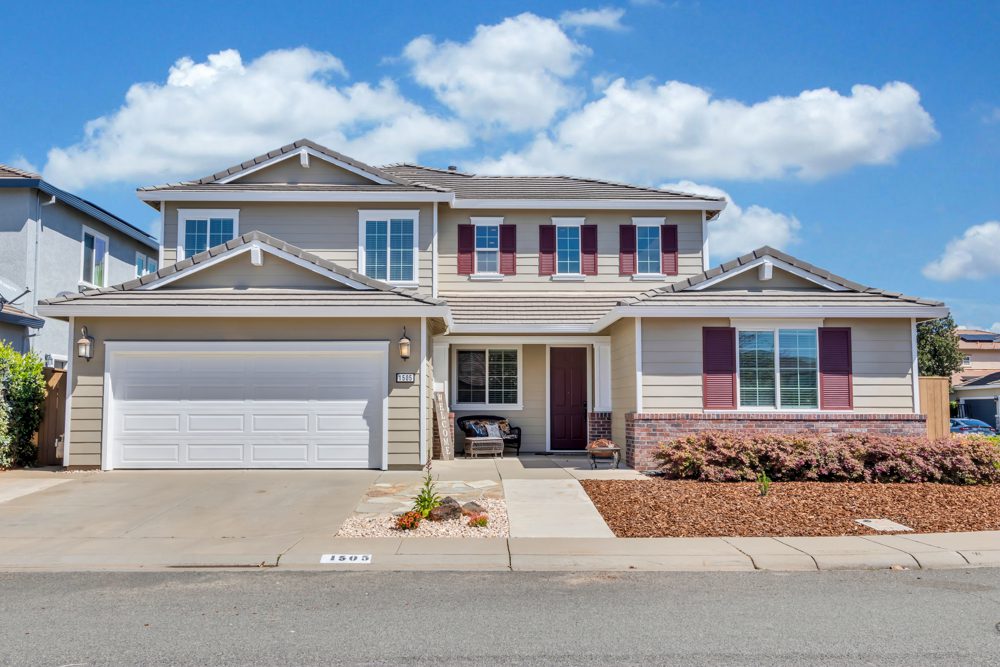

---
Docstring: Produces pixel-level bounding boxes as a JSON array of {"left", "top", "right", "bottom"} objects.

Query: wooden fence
[
  {"left": 919, "top": 375, "right": 950, "bottom": 440},
  {"left": 34, "top": 368, "right": 66, "bottom": 466}
]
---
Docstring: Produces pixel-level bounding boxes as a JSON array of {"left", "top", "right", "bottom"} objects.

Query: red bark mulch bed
[{"left": 580, "top": 479, "right": 1000, "bottom": 537}]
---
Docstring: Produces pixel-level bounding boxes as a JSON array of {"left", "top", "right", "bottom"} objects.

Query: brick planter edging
[{"left": 625, "top": 412, "right": 928, "bottom": 471}]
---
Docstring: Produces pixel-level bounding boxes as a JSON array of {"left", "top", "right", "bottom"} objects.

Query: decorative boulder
[
  {"left": 427, "top": 496, "right": 463, "bottom": 521},
  {"left": 462, "top": 501, "right": 487, "bottom": 515}
]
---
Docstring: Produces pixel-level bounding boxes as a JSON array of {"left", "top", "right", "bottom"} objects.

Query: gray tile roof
[
  {"left": 381, "top": 164, "right": 725, "bottom": 202},
  {"left": 39, "top": 230, "right": 445, "bottom": 308},
  {"left": 956, "top": 371, "right": 1000, "bottom": 388},
  {"left": 0, "top": 163, "right": 41, "bottom": 179},
  {"left": 38, "top": 289, "right": 434, "bottom": 310},
  {"left": 446, "top": 293, "right": 621, "bottom": 328},
  {"left": 621, "top": 246, "right": 944, "bottom": 308},
  {"left": 0, "top": 302, "right": 44, "bottom": 328}
]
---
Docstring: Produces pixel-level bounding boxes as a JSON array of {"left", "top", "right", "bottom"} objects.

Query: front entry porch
[{"left": 431, "top": 336, "right": 613, "bottom": 456}]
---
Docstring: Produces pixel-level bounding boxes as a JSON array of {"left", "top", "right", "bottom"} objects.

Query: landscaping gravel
[
  {"left": 581, "top": 480, "right": 1000, "bottom": 537},
  {"left": 336, "top": 498, "right": 509, "bottom": 538}
]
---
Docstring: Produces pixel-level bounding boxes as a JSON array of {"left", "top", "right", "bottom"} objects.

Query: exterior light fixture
[
  {"left": 76, "top": 326, "right": 95, "bottom": 361},
  {"left": 398, "top": 327, "right": 411, "bottom": 361}
]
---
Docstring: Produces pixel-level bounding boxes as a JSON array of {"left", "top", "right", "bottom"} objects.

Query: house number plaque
[{"left": 395, "top": 373, "right": 416, "bottom": 383}]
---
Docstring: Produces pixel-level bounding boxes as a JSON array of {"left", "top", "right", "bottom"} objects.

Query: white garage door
[{"left": 106, "top": 342, "right": 388, "bottom": 470}]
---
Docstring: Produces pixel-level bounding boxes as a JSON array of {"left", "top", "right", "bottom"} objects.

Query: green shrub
[
  {"left": 654, "top": 431, "right": 1000, "bottom": 485},
  {"left": 0, "top": 343, "right": 46, "bottom": 468},
  {"left": 756, "top": 469, "right": 772, "bottom": 497}
]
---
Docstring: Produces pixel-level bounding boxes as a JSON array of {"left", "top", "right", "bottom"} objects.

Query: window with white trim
[
  {"left": 178, "top": 209, "right": 239, "bottom": 259},
  {"left": 360, "top": 210, "right": 418, "bottom": 284},
  {"left": 475, "top": 223, "right": 500, "bottom": 274},
  {"left": 454, "top": 348, "right": 520, "bottom": 407},
  {"left": 738, "top": 328, "right": 818, "bottom": 409},
  {"left": 553, "top": 218, "right": 583, "bottom": 275},
  {"left": 636, "top": 225, "right": 660, "bottom": 274},
  {"left": 81, "top": 227, "right": 109, "bottom": 287},
  {"left": 962, "top": 355, "right": 972, "bottom": 367},
  {"left": 135, "top": 252, "right": 157, "bottom": 277}
]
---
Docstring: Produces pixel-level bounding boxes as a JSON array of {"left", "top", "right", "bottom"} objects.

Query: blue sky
[{"left": 1, "top": 1, "right": 998, "bottom": 327}]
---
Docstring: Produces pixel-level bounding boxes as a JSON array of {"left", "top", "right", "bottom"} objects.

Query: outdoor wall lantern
[
  {"left": 76, "top": 326, "right": 95, "bottom": 361},
  {"left": 398, "top": 327, "right": 411, "bottom": 361}
]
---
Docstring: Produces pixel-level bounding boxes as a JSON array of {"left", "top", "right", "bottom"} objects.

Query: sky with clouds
[{"left": 1, "top": 1, "right": 998, "bottom": 328}]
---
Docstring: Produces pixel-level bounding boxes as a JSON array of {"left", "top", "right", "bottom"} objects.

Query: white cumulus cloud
[
  {"left": 474, "top": 78, "right": 937, "bottom": 182},
  {"left": 662, "top": 180, "right": 801, "bottom": 262},
  {"left": 403, "top": 13, "right": 589, "bottom": 131},
  {"left": 922, "top": 221, "right": 1000, "bottom": 281},
  {"left": 559, "top": 7, "right": 627, "bottom": 32},
  {"left": 42, "top": 47, "right": 469, "bottom": 189}
]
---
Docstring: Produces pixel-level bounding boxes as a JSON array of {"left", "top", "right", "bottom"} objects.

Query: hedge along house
[{"left": 37, "top": 140, "right": 948, "bottom": 471}]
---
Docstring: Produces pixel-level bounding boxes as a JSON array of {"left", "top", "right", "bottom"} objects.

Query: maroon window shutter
[
  {"left": 661, "top": 224, "right": 679, "bottom": 276},
  {"left": 499, "top": 225, "right": 517, "bottom": 275},
  {"left": 703, "top": 327, "right": 737, "bottom": 410},
  {"left": 819, "top": 327, "right": 853, "bottom": 410},
  {"left": 538, "top": 225, "right": 556, "bottom": 276},
  {"left": 581, "top": 225, "right": 598, "bottom": 276},
  {"left": 619, "top": 225, "right": 636, "bottom": 276},
  {"left": 457, "top": 224, "right": 475, "bottom": 275}
]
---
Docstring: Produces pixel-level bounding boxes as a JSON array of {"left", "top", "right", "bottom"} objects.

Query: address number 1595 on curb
[{"left": 320, "top": 554, "right": 372, "bottom": 564}]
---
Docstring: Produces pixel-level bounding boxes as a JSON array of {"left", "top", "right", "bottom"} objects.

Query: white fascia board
[
  {"left": 591, "top": 305, "right": 951, "bottom": 331},
  {"left": 952, "top": 385, "right": 1000, "bottom": 392},
  {"left": 450, "top": 199, "right": 725, "bottom": 211},
  {"left": 36, "top": 305, "right": 450, "bottom": 319},
  {"left": 136, "top": 242, "right": 374, "bottom": 291},
  {"left": 689, "top": 255, "right": 850, "bottom": 292},
  {"left": 137, "top": 190, "right": 453, "bottom": 203},
  {"left": 216, "top": 146, "right": 394, "bottom": 185}
]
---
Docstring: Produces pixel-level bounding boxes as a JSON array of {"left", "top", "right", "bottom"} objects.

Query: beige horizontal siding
[
  {"left": 437, "top": 209, "right": 704, "bottom": 293},
  {"left": 66, "top": 317, "right": 428, "bottom": 469},
  {"left": 610, "top": 319, "right": 638, "bottom": 445},
  {"left": 639, "top": 317, "right": 916, "bottom": 415},
  {"left": 161, "top": 202, "right": 433, "bottom": 292}
]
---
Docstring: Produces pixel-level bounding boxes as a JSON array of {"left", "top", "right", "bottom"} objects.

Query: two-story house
[
  {"left": 38, "top": 140, "right": 948, "bottom": 471},
  {"left": 0, "top": 164, "right": 158, "bottom": 362},
  {"left": 952, "top": 329, "right": 1000, "bottom": 429}
]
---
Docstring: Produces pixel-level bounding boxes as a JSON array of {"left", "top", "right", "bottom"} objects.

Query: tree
[
  {"left": 916, "top": 316, "right": 964, "bottom": 379},
  {"left": 0, "top": 342, "right": 46, "bottom": 468}
]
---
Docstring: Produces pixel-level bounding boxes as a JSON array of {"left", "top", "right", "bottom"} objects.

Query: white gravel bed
[{"left": 337, "top": 498, "right": 508, "bottom": 538}]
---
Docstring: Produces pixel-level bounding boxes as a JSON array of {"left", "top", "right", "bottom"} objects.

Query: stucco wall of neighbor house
[
  {"left": 66, "top": 317, "right": 427, "bottom": 469},
  {"left": 451, "top": 343, "right": 548, "bottom": 453},
  {"left": 2, "top": 188, "right": 153, "bottom": 362},
  {"left": 159, "top": 202, "right": 435, "bottom": 293},
  {"left": 961, "top": 350, "right": 1000, "bottom": 371},
  {"left": 957, "top": 387, "right": 1000, "bottom": 400},
  {"left": 436, "top": 208, "right": 705, "bottom": 293},
  {"left": 0, "top": 189, "right": 31, "bottom": 295},
  {"left": 608, "top": 318, "right": 637, "bottom": 447},
  {"left": 639, "top": 317, "right": 916, "bottom": 414},
  {"left": 0, "top": 321, "right": 29, "bottom": 353}
]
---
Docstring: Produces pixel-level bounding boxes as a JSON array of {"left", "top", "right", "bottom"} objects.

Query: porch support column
[
  {"left": 593, "top": 341, "right": 612, "bottom": 412},
  {"left": 432, "top": 342, "right": 450, "bottom": 398}
]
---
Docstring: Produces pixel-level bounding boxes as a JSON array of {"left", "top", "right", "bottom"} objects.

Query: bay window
[{"left": 738, "top": 328, "right": 818, "bottom": 409}]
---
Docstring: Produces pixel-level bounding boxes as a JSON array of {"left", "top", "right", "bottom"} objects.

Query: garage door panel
[{"left": 109, "top": 345, "right": 386, "bottom": 469}]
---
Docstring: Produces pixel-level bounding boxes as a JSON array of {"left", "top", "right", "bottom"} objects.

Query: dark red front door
[{"left": 550, "top": 347, "right": 588, "bottom": 450}]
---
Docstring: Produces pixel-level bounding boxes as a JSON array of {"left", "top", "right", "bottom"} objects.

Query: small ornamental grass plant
[
  {"left": 466, "top": 513, "right": 488, "bottom": 528},
  {"left": 756, "top": 469, "right": 772, "bottom": 497},
  {"left": 655, "top": 431, "right": 1000, "bottom": 485},
  {"left": 395, "top": 511, "right": 423, "bottom": 531},
  {"left": 411, "top": 461, "right": 442, "bottom": 517}
]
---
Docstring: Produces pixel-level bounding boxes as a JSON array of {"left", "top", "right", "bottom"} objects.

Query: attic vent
[
  {"left": 447, "top": 165, "right": 458, "bottom": 171},
  {"left": 758, "top": 260, "right": 773, "bottom": 281}
]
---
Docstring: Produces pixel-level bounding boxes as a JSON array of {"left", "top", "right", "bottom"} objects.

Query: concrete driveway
[{"left": 0, "top": 469, "right": 378, "bottom": 569}]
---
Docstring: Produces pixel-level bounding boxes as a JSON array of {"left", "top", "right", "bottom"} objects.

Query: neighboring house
[
  {"left": 0, "top": 164, "right": 159, "bottom": 365},
  {"left": 951, "top": 329, "right": 1000, "bottom": 428},
  {"left": 0, "top": 300, "right": 44, "bottom": 353},
  {"left": 37, "top": 140, "right": 948, "bottom": 471}
]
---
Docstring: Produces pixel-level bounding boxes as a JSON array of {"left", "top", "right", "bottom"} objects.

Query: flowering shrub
[
  {"left": 654, "top": 431, "right": 1000, "bottom": 485},
  {"left": 395, "top": 511, "right": 423, "bottom": 531},
  {"left": 466, "top": 513, "right": 488, "bottom": 528}
]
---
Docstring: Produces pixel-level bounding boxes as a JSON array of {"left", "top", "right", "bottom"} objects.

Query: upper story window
[
  {"left": 359, "top": 210, "right": 418, "bottom": 286},
  {"left": 178, "top": 209, "right": 239, "bottom": 259},
  {"left": 636, "top": 225, "right": 661, "bottom": 274},
  {"left": 474, "top": 221, "right": 500, "bottom": 275},
  {"left": 81, "top": 227, "right": 108, "bottom": 287},
  {"left": 553, "top": 218, "right": 584, "bottom": 275},
  {"left": 738, "top": 328, "right": 818, "bottom": 409},
  {"left": 962, "top": 355, "right": 972, "bottom": 367},
  {"left": 135, "top": 252, "right": 158, "bottom": 278}
]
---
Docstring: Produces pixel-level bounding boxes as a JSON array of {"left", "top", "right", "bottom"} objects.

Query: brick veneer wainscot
[
  {"left": 625, "top": 412, "right": 928, "bottom": 471},
  {"left": 588, "top": 411, "right": 612, "bottom": 442}
]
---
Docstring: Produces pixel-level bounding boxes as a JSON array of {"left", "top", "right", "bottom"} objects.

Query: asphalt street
[{"left": 1, "top": 569, "right": 998, "bottom": 665}]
